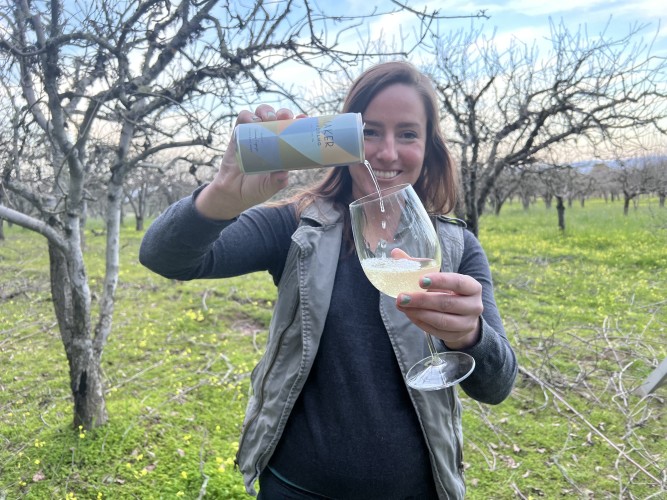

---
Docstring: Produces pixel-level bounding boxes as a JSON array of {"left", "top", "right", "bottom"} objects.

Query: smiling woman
[{"left": 139, "top": 60, "right": 517, "bottom": 499}]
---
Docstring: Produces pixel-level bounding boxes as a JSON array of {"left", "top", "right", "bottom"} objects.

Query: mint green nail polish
[
  {"left": 421, "top": 277, "right": 432, "bottom": 287},
  {"left": 400, "top": 295, "right": 411, "bottom": 305}
]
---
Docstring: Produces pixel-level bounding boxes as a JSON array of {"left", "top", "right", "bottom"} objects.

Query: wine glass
[{"left": 349, "top": 183, "right": 475, "bottom": 391}]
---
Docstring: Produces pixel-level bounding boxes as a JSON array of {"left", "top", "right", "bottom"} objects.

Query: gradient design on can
[{"left": 235, "top": 113, "right": 364, "bottom": 174}]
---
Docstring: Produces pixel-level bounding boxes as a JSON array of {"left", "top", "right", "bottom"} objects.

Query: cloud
[{"left": 497, "top": 0, "right": 612, "bottom": 17}]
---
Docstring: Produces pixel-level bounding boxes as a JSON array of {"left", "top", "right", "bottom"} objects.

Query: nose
[{"left": 376, "top": 134, "right": 398, "bottom": 162}]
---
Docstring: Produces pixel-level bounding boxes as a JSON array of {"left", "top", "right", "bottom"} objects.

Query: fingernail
[
  {"left": 421, "top": 277, "right": 432, "bottom": 287},
  {"left": 400, "top": 294, "right": 411, "bottom": 305},
  {"left": 267, "top": 111, "right": 277, "bottom": 120},
  {"left": 251, "top": 115, "right": 261, "bottom": 121}
]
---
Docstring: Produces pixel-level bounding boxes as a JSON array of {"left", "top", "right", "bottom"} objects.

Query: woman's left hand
[{"left": 396, "top": 272, "right": 483, "bottom": 350}]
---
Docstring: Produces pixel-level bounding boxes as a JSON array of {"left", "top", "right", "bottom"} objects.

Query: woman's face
[{"left": 350, "top": 83, "right": 428, "bottom": 201}]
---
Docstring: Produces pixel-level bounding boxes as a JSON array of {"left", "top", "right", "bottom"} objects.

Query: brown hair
[{"left": 294, "top": 61, "right": 458, "bottom": 244}]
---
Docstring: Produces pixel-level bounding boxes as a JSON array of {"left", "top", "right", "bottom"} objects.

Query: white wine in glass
[{"left": 350, "top": 183, "right": 475, "bottom": 391}]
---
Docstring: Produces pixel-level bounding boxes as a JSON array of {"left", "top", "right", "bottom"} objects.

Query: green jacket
[{"left": 235, "top": 199, "right": 470, "bottom": 498}]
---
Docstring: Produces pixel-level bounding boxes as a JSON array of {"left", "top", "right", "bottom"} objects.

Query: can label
[{"left": 235, "top": 113, "right": 365, "bottom": 174}]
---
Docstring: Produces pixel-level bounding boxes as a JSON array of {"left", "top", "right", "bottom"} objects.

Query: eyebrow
[{"left": 364, "top": 120, "right": 423, "bottom": 129}]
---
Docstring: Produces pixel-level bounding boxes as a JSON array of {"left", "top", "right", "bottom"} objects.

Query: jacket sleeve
[
  {"left": 139, "top": 188, "right": 235, "bottom": 280},
  {"left": 139, "top": 186, "right": 296, "bottom": 283},
  {"left": 454, "top": 230, "right": 518, "bottom": 404}
]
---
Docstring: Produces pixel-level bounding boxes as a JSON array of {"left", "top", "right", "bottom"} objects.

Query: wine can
[{"left": 235, "top": 113, "right": 365, "bottom": 174}]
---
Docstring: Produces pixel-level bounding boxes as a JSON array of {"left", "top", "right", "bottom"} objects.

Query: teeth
[{"left": 373, "top": 170, "right": 399, "bottom": 179}]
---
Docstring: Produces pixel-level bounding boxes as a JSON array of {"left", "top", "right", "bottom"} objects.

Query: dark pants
[{"left": 258, "top": 467, "right": 331, "bottom": 499}]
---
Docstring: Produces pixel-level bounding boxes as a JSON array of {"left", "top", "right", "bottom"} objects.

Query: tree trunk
[
  {"left": 93, "top": 177, "right": 124, "bottom": 356},
  {"left": 80, "top": 199, "right": 88, "bottom": 251},
  {"left": 522, "top": 195, "right": 530, "bottom": 211},
  {"left": 556, "top": 195, "right": 566, "bottom": 231},
  {"left": 461, "top": 163, "right": 480, "bottom": 236},
  {"left": 0, "top": 188, "right": 5, "bottom": 240},
  {"left": 466, "top": 199, "right": 479, "bottom": 237},
  {"left": 69, "top": 343, "right": 107, "bottom": 429},
  {"left": 48, "top": 241, "right": 108, "bottom": 429},
  {"left": 623, "top": 193, "right": 631, "bottom": 215},
  {"left": 135, "top": 215, "right": 144, "bottom": 231}
]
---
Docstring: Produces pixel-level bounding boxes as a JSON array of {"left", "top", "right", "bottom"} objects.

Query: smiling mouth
[{"left": 373, "top": 170, "right": 400, "bottom": 179}]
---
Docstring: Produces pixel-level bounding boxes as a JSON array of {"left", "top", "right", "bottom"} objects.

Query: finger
[
  {"left": 275, "top": 108, "right": 295, "bottom": 120},
  {"left": 420, "top": 272, "right": 482, "bottom": 297},
  {"left": 236, "top": 109, "right": 260, "bottom": 125},
  {"left": 391, "top": 248, "right": 411, "bottom": 259},
  {"left": 398, "top": 290, "right": 483, "bottom": 318},
  {"left": 254, "top": 104, "right": 278, "bottom": 121},
  {"left": 404, "top": 310, "right": 479, "bottom": 340},
  {"left": 390, "top": 248, "right": 432, "bottom": 263},
  {"left": 398, "top": 296, "right": 481, "bottom": 344}
]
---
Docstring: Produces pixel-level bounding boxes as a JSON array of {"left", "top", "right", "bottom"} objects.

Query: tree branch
[{"left": 0, "top": 205, "right": 66, "bottom": 251}]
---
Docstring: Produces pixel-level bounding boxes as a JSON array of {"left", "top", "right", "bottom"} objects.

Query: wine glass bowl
[{"left": 349, "top": 183, "right": 475, "bottom": 391}]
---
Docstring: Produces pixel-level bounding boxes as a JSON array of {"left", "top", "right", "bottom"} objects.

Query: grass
[
  {"left": 0, "top": 197, "right": 665, "bottom": 499},
  {"left": 469, "top": 198, "right": 666, "bottom": 498}
]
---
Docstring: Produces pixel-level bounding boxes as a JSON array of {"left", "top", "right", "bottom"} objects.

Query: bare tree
[
  {"left": 0, "top": 0, "right": 447, "bottom": 429},
  {"left": 611, "top": 156, "right": 658, "bottom": 215},
  {"left": 429, "top": 21, "right": 667, "bottom": 235},
  {"left": 645, "top": 154, "right": 667, "bottom": 208},
  {"left": 588, "top": 161, "right": 619, "bottom": 202},
  {"left": 124, "top": 155, "right": 207, "bottom": 230},
  {"left": 539, "top": 164, "right": 584, "bottom": 231},
  {"left": 487, "top": 165, "right": 525, "bottom": 214}
]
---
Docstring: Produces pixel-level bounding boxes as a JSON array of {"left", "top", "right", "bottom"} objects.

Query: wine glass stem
[{"left": 424, "top": 332, "right": 445, "bottom": 366}]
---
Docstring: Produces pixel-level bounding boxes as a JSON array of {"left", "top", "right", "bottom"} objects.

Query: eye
[
  {"left": 363, "top": 128, "right": 379, "bottom": 138},
  {"left": 400, "top": 130, "right": 419, "bottom": 140}
]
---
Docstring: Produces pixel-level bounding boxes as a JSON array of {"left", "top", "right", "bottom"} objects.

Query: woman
[{"left": 140, "top": 61, "right": 517, "bottom": 499}]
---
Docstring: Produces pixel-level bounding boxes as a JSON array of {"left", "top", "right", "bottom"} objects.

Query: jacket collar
[{"left": 300, "top": 198, "right": 344, "bottom": 227}]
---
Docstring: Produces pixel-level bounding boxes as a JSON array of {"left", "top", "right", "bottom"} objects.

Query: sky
[
  {"left": 265, "top": 0, "right": 666, "bottom": 109},
  {"left": 365, "top": 0, "right": 667, "bottom": 55},
  {"left": 264, "top": 0, "right": 666, "bottom": 160}
]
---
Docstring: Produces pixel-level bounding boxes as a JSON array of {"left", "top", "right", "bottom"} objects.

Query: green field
[{"left": 1, "top": 198, "right": 665, "bottom": 499}]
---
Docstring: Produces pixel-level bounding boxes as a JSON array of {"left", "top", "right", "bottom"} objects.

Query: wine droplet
[{"left": 378, "top": 238, "right": 387, "bottom": 258}]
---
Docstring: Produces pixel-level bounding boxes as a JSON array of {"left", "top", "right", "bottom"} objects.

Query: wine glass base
[{"left": 406, "top": 352, "right": 475, "bottom": 391}]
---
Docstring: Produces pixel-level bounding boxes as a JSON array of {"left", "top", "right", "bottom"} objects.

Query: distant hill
[{"left": 572, "top": 155, "right": 667, "bottom": 174}]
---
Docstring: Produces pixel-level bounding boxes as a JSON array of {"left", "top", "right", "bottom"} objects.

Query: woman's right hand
[{"left": 195, "top": 105, "right": 302, "bottom": 220}]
